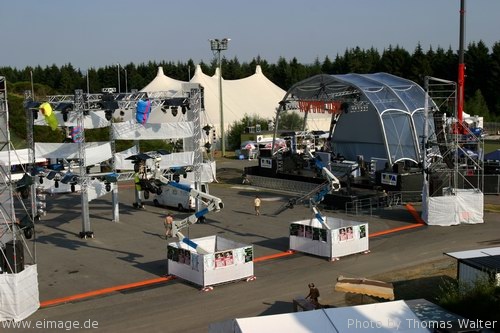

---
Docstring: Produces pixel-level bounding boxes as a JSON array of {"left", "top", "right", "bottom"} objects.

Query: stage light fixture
[
  {"left": 161, "top": 99, "right": 170, "bottom": 114},
  {"left": 61, "top": 173, "right": 76, "bottom": 184},
  {"left": 181, "top": 99, "right": 190, "bottom": 114},
  {"left": 171, "top": 106, "right": 178, "bottom": 117},
  {"left": 46, "top": 171, "right": 57, "bottom": 180},
  {"left": 203, "top": 125, "right": 212, "bottom": 136},
  {"left": 204, "top": 142, "right": 211, "bottom": 153},
  {"left": 26, "top": 101, "right": 41, "bottom": 121},
  {"left": 100, "top": 92, "right": 119, "bottom": 121},
  {"left": 55, "top": 103, "right": 73, "bottom": 122},
  {"left": 340, "top": 102, "right": 350, "bottom": 114},
  {"left": 105, "top": 110, "right": 113, "bottom": 121}
]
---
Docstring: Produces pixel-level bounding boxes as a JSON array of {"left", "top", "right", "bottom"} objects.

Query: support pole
[
  {"left": 75, "top": 89, "right": 93, "bottom": 238},
  {"left": 457, "top": 0, "right": 466, "bottom": 130}
]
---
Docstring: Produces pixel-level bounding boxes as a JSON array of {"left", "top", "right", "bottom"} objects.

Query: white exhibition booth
[
  {"left": 289, "top": 216, "right": 369, "bottom": 260},
  {"left": 168, "top": 235, "right": 254, "bottom": 288}
]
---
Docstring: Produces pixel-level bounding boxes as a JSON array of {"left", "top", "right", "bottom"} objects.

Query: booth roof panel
[
  {"left": 168, "top": 235, "right": 251, "bottom": 253},
  {"left": 291, "top": 217, "right": 367, "bottom": 229}
]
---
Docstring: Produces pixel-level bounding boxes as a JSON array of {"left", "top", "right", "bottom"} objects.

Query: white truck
[{"left": 153, "top": 182, "right": 196, "bottom": 212}]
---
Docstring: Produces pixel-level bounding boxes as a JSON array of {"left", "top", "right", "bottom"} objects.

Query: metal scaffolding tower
[
  {"left": 25, "top": 85, "right": 207, "bottom": 238},
  {"left": 423, "top": 76, "right": 484, "bottom": 197},
  {"left": 0, "top": 76, "right": 37, "bottom": 272}
]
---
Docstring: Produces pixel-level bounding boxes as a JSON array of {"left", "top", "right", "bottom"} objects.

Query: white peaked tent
[
  {"left": 189, "top": 65, "right": 286, "bottom": 130},
  {"left": 141, "top": 67, "right": 185, "bottom": 96},
  {"left": 139, "top": 65, "right": 286, "bottom": 134}
]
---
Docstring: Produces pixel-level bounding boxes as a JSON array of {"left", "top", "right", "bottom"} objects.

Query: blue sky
[{"left": 1, "top": 0, "right": 499, "bottom": 70}]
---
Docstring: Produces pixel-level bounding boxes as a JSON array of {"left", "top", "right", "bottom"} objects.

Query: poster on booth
[
  {"left": 244, "top": 247, "right": 253, "bottom": 263},
  {"left": 214, "top": 251, "right": 234, "bottom": 268},
  {"left": 204, "top": 253, "right": 215, "bottom": 272}
]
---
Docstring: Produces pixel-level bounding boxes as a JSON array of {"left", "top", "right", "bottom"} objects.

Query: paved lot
[{"left": 8, "top": 158, "right": 500, "bottom": 332}]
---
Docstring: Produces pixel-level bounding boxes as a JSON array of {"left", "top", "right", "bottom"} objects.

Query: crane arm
[
  {"left": 273, "top": 152, "right": 341, "bottom": 216},
  {"left": 168, "top": 181, "right": 224, "bottom": 254}
]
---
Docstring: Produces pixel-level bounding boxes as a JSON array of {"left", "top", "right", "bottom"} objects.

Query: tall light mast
[{"left": 457, "top": 0, "right": 466, "bottom": 129}]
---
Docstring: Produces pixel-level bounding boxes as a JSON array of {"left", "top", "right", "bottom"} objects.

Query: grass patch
[
  {"left": 485, "top": 204, "right": 500, "bottom": 213},
  {"left": 436, "top": 277, "right": 500, "bottom": 324}
]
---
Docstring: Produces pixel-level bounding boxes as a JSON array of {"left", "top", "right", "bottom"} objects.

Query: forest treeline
[{"left": 2, "top": 40, "right": 500, "bottom": 121}]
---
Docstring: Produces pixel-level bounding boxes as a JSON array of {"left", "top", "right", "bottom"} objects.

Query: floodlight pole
[
  {"left": 124, "top": 68, "right": 128, "bottom": 93},
  {"left": 117, "top": 63, "right": 121, "bottom": 93},
  {"left": 457, "top": 0, "right": 466, "bottom": 130},
  {"left": 210, "top": 38, "right": 230, "bottom": 157}
]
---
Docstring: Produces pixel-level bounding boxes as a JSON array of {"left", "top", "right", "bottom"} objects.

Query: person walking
[
  {"left": 254, "top": 195, "right": 261, "bottom": 216},
  {"left": 164, "top": 212, "right": 174, "bottom": 238},
  {"left": 305, "top": 283, "right": 321, "bottom": 309}
]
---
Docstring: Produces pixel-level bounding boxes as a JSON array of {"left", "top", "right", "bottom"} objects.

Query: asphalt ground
[{"left": 6, "top": 158, "right": 500, "bottom": 332}]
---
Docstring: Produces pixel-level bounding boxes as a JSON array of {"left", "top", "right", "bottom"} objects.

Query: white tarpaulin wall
[
  {"left": 34, "top": 142, "right": 120, "bottom": 197},
  {"left": 112, "top": 120, "right": 194, "bottom": 140},
  {"left": 34, "top": 142, "right": 113, "bottom": 167},
  {"left": 114, "top": 149, "right": 200, "bottom": 175},
  {"left": 168, "top": 235, "right": 254, "bottom": 287},
  {"left": 182, "top": 160, "right": 216, "bottom": 183},
  {"left": 114, "top": 146, "right": 139, "bottom": 170},
  {"left": 0, "top": 149, "right": 46, "bottom": 167},
  {"left": 209, "top": 300, "right": 427, "bottom": 333},
  {"left": 289, "top": 216, "right": 369, "bottom": 260},
  {"left": 422, "top": 188, "right": 484, "bottom": 226},
  {"left": 0, "top": 264, "right": 39, "bottom": 322}
]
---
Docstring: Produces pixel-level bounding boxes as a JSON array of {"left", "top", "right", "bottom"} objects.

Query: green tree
[
  {"left": 277, "top": 112, "right": 303, "bottom": 131},
  {"left": 321, "top": 55, "right": 333, "bottom": 74},
  {"left": 410, "top": 43, "right": 433, "bottom": 84},
  {"left": 379, "top": 45, "right": 411, "bottom": 78},
  {"left": 489, "top": 42, "right": 500, "bottom": 118},
  {"left": 465, "top": 89, "right": 490, "bottom": 121},
  {"left": 428, "top": 46, "right": 456, "bottom": 82},
  {"left": 465, "top": 41, "right": 491, "bottom": 110},
  {"left": 346, "top": 47, "right": 373, "bottom": 73},
  {"left": 226, "top": 115, "right": 271, "bottom": 150}
]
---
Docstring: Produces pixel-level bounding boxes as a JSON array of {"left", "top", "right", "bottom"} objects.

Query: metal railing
[{"left": 344, "top": 192, "right": 422, "bottom": 216}]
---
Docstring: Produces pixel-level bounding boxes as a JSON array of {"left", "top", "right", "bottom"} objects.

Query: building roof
[
  {"left": 446, "top": 247, "right": 500, "bottom": 260},
  {"left": 461, "top": 255, "right": 500, "bottom": 272},
  {"left": 446, "top": 247, "right": 500, "bottom": 272}
]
